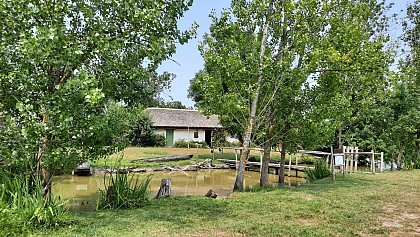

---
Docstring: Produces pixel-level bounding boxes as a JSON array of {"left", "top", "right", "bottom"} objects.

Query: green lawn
[{"left": 32, "top": 170, "right": 420, "bottom": 237}]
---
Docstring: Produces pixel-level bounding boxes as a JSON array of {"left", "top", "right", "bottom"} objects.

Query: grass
[
  {"left": 31, "top": 170, "right": 420, "bottom": 237},
  {"left": 91, "top": 147, "right": 316, "bottom": 168}
]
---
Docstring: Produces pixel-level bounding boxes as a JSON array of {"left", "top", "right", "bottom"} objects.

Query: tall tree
[
  {"left": 190, "top": 0, "right": 391, "bottom": 189},
  {"left": 383, "top": 0, "right": 420, "bottom": 168},
  {"left": 0, "top": 0, "right": 196, "bottom": 196}
]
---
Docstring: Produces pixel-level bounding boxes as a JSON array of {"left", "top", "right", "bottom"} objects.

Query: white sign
[{"left": 335, "top": 155, "right": 344, "bottom": 166}]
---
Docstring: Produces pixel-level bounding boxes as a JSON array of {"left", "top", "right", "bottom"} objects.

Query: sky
[{"left": 157, "top": 0, "right": 414, "bottom": 108}]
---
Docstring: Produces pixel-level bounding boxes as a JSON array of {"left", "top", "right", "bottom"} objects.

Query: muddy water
[{"left": 53, "top": 169, "right": 305, "bottom": 211}]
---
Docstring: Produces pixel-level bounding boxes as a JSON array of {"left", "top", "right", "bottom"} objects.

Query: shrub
[
  {"left": 173, "top": 139, "right": 207, "bottom": 148},
  {"left": 129, "top": 107, "right": 165, "bottom": 147},
  {"left": 304, "top": 159, "right": 331, "bottom": 182},
  {"left": 97, "top": 170, "right": 152, "bottom": 210}
]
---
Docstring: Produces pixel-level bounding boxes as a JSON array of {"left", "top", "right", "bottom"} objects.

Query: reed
[
  {"left": 96, "top": 169, "right": 153, "bottom": 210},
  {"left": 304, "top": 159, "right": 331, "bottom": 182},
  {"left": 0, "top": 170, "right": 68, "bottom": 236}
]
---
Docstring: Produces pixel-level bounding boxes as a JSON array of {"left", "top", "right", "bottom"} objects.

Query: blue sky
[{"left": 158, "top": 0, "right": 414, "bottom": 108}]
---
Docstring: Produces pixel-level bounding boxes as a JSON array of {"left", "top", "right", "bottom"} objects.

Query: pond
[{"left": 53, "top": 169, "right": 306, "bottom": 211}]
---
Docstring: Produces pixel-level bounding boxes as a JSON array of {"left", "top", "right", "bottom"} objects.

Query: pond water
[{"left": 53, "top": 169, "right": 306, "bottom": 211}]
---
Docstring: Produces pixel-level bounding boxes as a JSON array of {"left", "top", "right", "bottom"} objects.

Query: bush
[
  {"left": 129, "top": 107, "right": 165, "bottom": 147},
  {"left": 97, "top": 170, "right": 152, "bottom": 210},
  {"left": 304, "top": 159, "right": 331, "bottom": 182},
  {"left": 173, "top": 139, "right": 208, "bottom": 148}
]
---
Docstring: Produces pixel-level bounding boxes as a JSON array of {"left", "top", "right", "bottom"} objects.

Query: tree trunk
[
  {"left": 338, "top": 128, "right": 343, "bottom": 149},
  {"left": 233, "top": 1, "right": 272, "bottom": 192},
  {"left": 278, "top": 145, "right": 286, "bottom": 187},
  {"left": 260, "top": 139, "right": 271, "bottom": 187},
  {"left": 396, "top": 144, "right": 403, "bottom": 170},
  {"left": 260, "top": 109, "right": 273, "bottom": 187},
  {"left": 155, "top": 178, "right": 172, "bottom": 199},
  {"left": 233, "top": 125, "right": 250, "bottom": 191},
  {"left": 36, "top": 104, "right": 52, "bottom": 199},
  {"left": 415, "top": 131, "right": 419, "bottom": 166}
]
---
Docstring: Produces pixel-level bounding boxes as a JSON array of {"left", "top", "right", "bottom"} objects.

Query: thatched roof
[{"left": 146, "top": 108, "right": 222, "bottom": 129}]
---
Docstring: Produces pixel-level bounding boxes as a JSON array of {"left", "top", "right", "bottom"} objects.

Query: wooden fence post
[
  {"left": 349, "top": 146, "right": 354, "bottom": 173},
  {"left": 380, "top": 152, "right": 384, "bottom": 173},
  {"left": 372, "top": 150, "right": 376, "bottom": 174},
  {"left": 331, "top": 146, "right": 335, "bottom": 181},
  {"left": 355, "top": 147, "right": 359, "bottom": 172}
]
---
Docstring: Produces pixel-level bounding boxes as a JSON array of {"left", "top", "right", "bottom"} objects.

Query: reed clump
[
  {"left": 304, "top": 159, "right": 332, "bottom": 182},
  {"left": 96, "top": 169, "right": 152, "bottom": 210},
  {"left": 0, "top": 170, "right": 68, "bottom": 236}
]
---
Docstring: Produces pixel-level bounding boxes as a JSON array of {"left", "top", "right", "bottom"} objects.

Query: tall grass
[
  {"left": 304, "top": 159, "right": 332, "bottom": 182},
  {"left": 96, "top": 170, "right": 153, "bottom": 210},
  {"left": 0, "top": 170, "right": 68, "bottom": 236}
]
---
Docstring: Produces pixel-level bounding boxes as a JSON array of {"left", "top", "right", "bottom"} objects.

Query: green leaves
[{"left": 0, "top": 0, "right": 196, "bottom": 174}]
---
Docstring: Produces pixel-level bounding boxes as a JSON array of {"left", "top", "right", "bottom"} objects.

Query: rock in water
[
  {"left": 205, "top": 189, "right": 218, "bottom": 198},
  {"left": 155, "top": 178, "right": 172, "bottom": 199}
]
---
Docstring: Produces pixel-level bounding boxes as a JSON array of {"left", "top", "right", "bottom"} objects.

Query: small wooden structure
[{"left": 331, "top": 146, "right": 384, "bottom": 180}]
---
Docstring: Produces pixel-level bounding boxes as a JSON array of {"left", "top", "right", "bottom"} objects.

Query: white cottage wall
[
  {"left": 154, "top": 128, "right": 206, "bottom": 143},
  {"left": 174, "top": 129, "right": 206, "bottom": 143},
  {"left": 154, "top": 128, "right": 239, "bottom": 146}
]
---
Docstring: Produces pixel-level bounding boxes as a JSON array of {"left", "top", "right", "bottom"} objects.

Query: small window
[{"left": 194, "top": 131, "right": 199, "bottom": 138}]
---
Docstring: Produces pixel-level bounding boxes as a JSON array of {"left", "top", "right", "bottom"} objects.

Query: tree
[
  {"left": 306, "top": 0, "right": 392, "bottom": 151},
  {"left": 0, "top": 0, "right": 196, "bottom": 197},
  {"left": 380, "top": 1, "right": 420, "bottom": 168},
  {"left": 190, "top": 0, "right": 391, "bottom": 189},
  {"left": 159, "top": 101, "right": 190, "bottom": 109},
  {"left": 129, "top": 107, "right": 165, "bottom": 147}
]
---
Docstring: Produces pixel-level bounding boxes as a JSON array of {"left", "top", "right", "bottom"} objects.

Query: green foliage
[
  {"left": 173, "top": 139, "right": 208, "bottom": 148},
  {"left": 299, "top": 155, "right": 317, "bottom": 164},
  {"left": 97, "top": 171, "right": 152, "bottom": 210},
  {"left": 304, "top": 160, "right": 332, "bottom": 182},
  {"left": 0, "top": 0, "right": 196, "bottom": 175},
  {"left": 129, "top": 107, "right": 165, "bottom": 147},
  {"left": 159, "top": 101, "right": 190, "bottom": 109},
  {"left": 0, "top": 171, "right": 68, "bottom": 235}
]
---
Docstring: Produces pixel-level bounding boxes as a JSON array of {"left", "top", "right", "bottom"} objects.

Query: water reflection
[{"left": 53, "top": 169, "right": 305, "bottom": 211}]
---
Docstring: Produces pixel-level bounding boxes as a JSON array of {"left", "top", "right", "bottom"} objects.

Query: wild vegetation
[
  {"left": 0, "top": 0, "right": 195, "bottom": 234},
  {"left": 304, "top": 160, "right": 332, "bottom": 182},
  {"left": 0, "top": 171, "right": 68, "bottom": 236},
  {"left": 189, "top": 0, "right": 419, "bottom": 189},
  {"left": 97, "top": 171, "right": 152, "bottom": 210},
  {"left": 0, "top": 0, "right": 419, "bottom": 235}
]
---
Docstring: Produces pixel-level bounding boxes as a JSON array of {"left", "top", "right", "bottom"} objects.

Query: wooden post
[
  {"left": 288, "top": 153, "right": 292, "bottom": 177},
  {"left": 195, "top": 143, "right": 199, "bottom": 162},
  {"left": 295, "top": 153, "right": 298, "bottom": 177},
  {"left": 349, "top": 147, "right": 354, "bottom": 173},
  {"left": 326, "top": 155, "right": 329, "bottom": 168},
  {"left": 235, "top": 149, "right": 238, "bottom": 170},
  {"left": 355, "top": 147, "right": 359, "bottom": 172},
  {"left": 344, "top": 146, "right": 349, "bottom": 173},
  {"left": 372, "top": 150, "right": 376, "bottom": 174},
  {"left": 260, "top": 150, "right": 263, "bottom": 174},
  {"left": 380, "top": 152, "right": 384, "bottom": 173},
  {"left": 331, "top": 146, "right": 335, "bottom": 181}
]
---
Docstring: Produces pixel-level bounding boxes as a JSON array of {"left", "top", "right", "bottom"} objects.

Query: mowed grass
[
  {"left": 92, "top": 147, "right": 312, "bottom": 168},
  {"left": 32, "top": 170, "right": 420, "bottom": 237}
]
